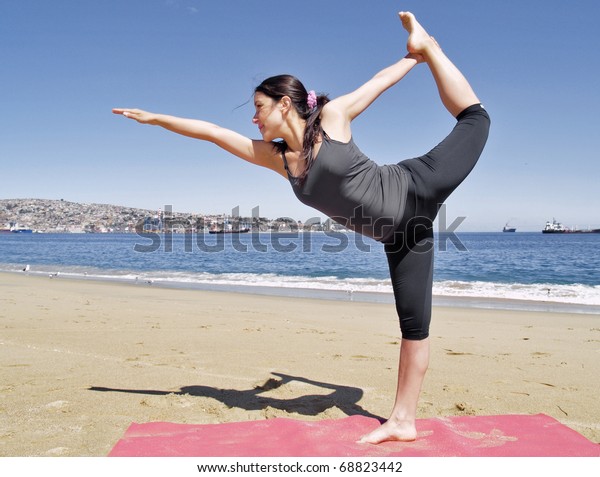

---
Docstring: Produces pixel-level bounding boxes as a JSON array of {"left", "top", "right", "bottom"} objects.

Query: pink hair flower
[{"left": 307, "top": 90, "right": 317, "bottom": 110}]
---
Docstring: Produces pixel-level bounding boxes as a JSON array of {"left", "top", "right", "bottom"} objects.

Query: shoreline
[
  {"left": 2, "top": 269, "right": 600, "bottom": 316},
  {"left": 1, "top": 272, "right": 599, "bottom": 456}
]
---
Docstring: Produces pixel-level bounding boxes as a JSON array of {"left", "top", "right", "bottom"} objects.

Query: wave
[
  {"left": 4, "top": 263, "right": 600, "bottom": 309},
  {"left": 433, "top": 280, "right": 600, "bottom": 306}
]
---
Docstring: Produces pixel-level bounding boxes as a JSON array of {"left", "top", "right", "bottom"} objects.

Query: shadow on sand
[{"left": 90, "top": 372, "right": 383, "bottom": 421}]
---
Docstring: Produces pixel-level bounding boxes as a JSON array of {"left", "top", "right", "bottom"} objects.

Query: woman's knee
[
  {"left": 455, "top": 103, "right": 490, "bottom": 123},
  {"left": 396, "top": 299, "right": 432, "bottom": 340}
]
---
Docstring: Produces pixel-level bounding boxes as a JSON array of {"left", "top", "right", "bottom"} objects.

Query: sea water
[{"left": 1, "top": 232, "right": 599, "bottom": 313}]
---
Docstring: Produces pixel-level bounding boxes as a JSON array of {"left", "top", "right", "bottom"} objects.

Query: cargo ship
[
  {"left": 502, "top": 223, "right": 516, "bottom": 232},
  {"left": 542, "top": 219, "right": 600, "bottom": 234}
]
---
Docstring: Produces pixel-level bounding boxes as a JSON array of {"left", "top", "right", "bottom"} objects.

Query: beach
[{"left": 1, "top": 271, "right": 598, "bottom": 456}]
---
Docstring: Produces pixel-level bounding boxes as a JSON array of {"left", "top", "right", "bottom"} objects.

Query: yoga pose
[{"left": 114, "top": 12, "right": 490, "bottom": 444}]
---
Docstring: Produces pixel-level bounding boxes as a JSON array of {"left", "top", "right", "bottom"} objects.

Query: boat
[
  {"left": 0, "top": 222, "right": 33, "bottom": 233},
  {"left": 543, "top": 219, "right": 568, "bottom": 233},
  {"left": 12, "top": 225, "right": 33, "bottom": 233},
  {"left": 208, "top": 220, "right": 250, "bottom": 234},
  {"left": 502, "top": 223, "right": 516, "bottom": 233},
  {"left": 209, "top": 227, "right": 250, "bottom": 234},
  {"left": 542, "top": 219, "right": 600, "bottom": 234}
]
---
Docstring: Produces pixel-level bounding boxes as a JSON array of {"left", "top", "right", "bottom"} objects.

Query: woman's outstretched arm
[
  {"left": 319, "top": 54, "right": 420, "bottom": 141},
  {"left": 112, "top": 108, "right": 287, "bottom": 177},
  {"left": 335, "top": 54, "right": 421, "bottom": 121}
]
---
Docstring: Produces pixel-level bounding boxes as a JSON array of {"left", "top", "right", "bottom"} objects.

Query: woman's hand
[
  {"left": 112, "top": 108, "right": 158, "bottom": 124},
  {"left": 405, "top": 52, "right": 425, "bottom": 64}
]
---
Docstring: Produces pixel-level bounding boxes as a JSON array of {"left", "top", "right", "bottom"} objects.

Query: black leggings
[{"left": 384, "top": 104, "right": 490, "bottom": 340}]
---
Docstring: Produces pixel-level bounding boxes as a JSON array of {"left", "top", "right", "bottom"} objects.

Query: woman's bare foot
[
  {"left": 399, "top": 11, "right": 437, "bottom": 57},
  {"left": 357, "top": 418, "right": 417, "bottom": 445}
]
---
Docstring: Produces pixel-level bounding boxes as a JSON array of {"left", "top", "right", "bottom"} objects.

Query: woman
[{"left": 114, "top": 12, "right": 490, "bottom": 444}]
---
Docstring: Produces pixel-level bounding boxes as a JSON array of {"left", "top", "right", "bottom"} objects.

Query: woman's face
[{"left": 252, "top": 92, "right": 283, "bottom": 141}]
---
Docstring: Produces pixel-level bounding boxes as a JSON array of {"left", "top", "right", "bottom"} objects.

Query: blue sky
[{"left": 2, "top": 0, "right": 599, "bottom": 231}]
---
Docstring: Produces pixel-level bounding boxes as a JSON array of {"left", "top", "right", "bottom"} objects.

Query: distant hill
[
  {"left": 0, "top": 198, "right": 296, "bottom": 233},
  {"left": 0, "top": 198, "right": 200, "bottom": 233}
]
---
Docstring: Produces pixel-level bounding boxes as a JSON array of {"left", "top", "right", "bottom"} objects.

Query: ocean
[{"left": 1, "top": 231, "right": 600, "bottom": 314}]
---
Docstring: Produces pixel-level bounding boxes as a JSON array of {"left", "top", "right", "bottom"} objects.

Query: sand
[{"left": 0, "top": 271, "right": 598, "bottom": 456}]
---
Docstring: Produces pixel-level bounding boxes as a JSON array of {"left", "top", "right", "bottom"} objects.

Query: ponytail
[{"left": 300, "top": 93, "right": 329, "bottom": 183}]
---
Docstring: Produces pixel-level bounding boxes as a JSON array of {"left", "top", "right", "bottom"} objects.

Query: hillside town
[{"left": 0, "top": 198, "right": 331, "bottom": 234}]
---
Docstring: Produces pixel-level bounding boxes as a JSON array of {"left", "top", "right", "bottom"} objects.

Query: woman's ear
[{"left": 279, "top": 95, "right": 292, "bottom": 113}]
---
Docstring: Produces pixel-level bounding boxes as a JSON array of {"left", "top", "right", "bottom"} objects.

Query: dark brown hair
[{"left": 255, "top": 74, "right": 329, "bottom": 182}]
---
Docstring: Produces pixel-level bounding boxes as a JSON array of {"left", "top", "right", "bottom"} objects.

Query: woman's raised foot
[{"left": 398, "top": 11, "right": 436, "bottom": 56}]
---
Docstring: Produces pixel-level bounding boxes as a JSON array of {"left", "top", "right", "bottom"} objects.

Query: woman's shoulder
[
  {"left": 250, "top": 139, "right": 289, "bottom": 178},
  {"left": 320, "top": 102, "right": 352, "bottom": 143}
]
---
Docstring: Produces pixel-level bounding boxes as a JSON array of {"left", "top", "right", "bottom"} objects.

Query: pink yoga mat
[{"left": 109, "top": 414, "right": 599, "bottom": 457}]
